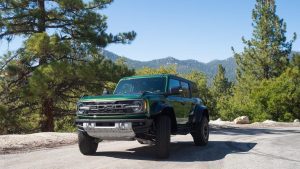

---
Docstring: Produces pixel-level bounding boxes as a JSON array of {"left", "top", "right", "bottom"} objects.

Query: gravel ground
[
  {"left": 1, "top": 120, "right": 299, "bottom": 155},
  {"left": 0, "top": 132, "right": 77, "bottom": 154},
  {"left": 2, "top": 125, "right": 300, "bottom": 169}
]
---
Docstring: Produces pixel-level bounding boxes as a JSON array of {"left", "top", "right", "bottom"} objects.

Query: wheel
[
  {"left": 155, "top": 115, "right": 171, "bottom": 159},
  {"left": 78, "top": 131, "right": 98, "bottom": 155},
  {"left": 137, "top": 140, "right": 145, "bottom": 144},
  {"left": 137, "top": 139, "right": 154, "bottom": 145},
  {"left": 191, "top": 116, "right": 209, "bottom": 146}
]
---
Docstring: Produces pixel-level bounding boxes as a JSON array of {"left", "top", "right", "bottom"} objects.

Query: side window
[
  {"left": 168, "top": 79, "right": 180, "bottom": 93},
  {"left": 180, "top": 81, "right": 191, "bottom": 98}
]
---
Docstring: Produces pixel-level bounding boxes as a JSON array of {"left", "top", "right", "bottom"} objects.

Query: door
[
  {"left": 179, "top": 81, "right": 194, "bottom": 123},
  {"left": 167, "top": 78, "right": 190, "bottom": 124}
]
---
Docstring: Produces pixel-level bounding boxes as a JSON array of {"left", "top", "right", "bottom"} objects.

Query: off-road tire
[
  {"left": 78, "top": 131, "right": 98, "bottom": 155},
  {"left": 137, "top": 140, "right": 145, "bottom": 144},
  {"left": 155, "top": 115, "right": 171, "bottom": 159},
  {"left": 191, "top": 116, "right": 209, "bottom": 146}
]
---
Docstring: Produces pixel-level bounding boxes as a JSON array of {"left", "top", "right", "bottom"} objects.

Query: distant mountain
[{"left": 102, "top": 50, "right": 299, "bottom": 81}]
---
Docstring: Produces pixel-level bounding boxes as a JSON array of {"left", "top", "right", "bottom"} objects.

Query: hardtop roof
[{"left": 121, "top": 74, "right": 194, "bottom": 84}]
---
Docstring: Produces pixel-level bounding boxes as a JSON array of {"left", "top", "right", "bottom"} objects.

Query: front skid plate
[{"left": 82, "top": 122, "right": 136, "bottom": 140}]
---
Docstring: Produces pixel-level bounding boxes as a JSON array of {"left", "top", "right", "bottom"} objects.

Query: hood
[{"left": 79, "top": 94, "right": 143, "bottom": 102}]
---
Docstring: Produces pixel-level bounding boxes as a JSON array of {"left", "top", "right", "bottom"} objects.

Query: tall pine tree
[
  {"left": 210, "top": 64, "right": 231, "bottom": 118},
  {"left": 211, "top": 64, "right": 231, "bottom": 98},
  {"left": 221, "top": 0, "right": 297, "bottom": 122},
  {"left": 0, "top": 0, "right": 136, "bottom": 133},
  {"left": 234, "top": 0, "right": 296, "bottom": 80}
]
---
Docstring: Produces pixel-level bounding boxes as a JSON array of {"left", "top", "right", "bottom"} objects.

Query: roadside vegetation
[{"left": 0, "top": 0, "right": 299, "bottom": 134}]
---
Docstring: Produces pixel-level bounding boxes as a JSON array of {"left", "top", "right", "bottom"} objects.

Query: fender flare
[
  {"left": 192, "top": 105, "right": 209, "bottom": 123},
  {"left": 150, "top": 101, "right": 177, "bottom": 133}
]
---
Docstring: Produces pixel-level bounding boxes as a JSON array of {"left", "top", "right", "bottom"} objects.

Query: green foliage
[
  {"left": 220, "top": 0, "right": 298, "bottom": 122},
  {"left": 0, "top": 0, "right": 136, "bottom": 45},
  {"left": 220, "top": 67, "right": 300, "bottom": 121},
  {"left": 55, "top": 115, "right": 76, "bottom": 132},
  {"left": 211, "top": 65, "right": 231, "bottom": 98},
  {"left": 136, "top": 65, "right": 178, "bottom": 75},
  {"left": 210, "top": 65, "right": 232, "bottom": 119},
  {"left": 233, "top": 0, "right": 296, "bottom": 80},
  {"left": 0, "top": 0, "right": 135, "bottom": 133}
]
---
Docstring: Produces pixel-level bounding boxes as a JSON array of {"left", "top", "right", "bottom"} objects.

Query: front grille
[{"left": 80, "top": 100, "right": 142, "bottom": 115}]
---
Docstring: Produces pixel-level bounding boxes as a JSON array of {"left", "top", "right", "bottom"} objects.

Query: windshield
[{"left": 114, "top": 77, "right": 166, "bottom": 94}]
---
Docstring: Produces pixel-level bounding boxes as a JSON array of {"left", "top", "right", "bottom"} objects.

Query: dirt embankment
[{"left": 0, "top": 132, "right": 77, "bottom": 154}]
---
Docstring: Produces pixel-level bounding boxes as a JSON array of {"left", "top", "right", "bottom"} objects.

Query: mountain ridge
[{"left": 102, "top": 50, "right": 299, "bottom": 81}]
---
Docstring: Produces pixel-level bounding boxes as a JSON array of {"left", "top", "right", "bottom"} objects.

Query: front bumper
[{"left": 75, "top": 118, "right": 153, "bottom": 140}]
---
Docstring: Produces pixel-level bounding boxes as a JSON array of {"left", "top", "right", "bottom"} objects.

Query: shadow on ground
[
  {"left": 94, "top": 140, "right": 256, "bottom": 162},
  {"left": 210, "top": 125, "right": 300, "bottom": 136}
]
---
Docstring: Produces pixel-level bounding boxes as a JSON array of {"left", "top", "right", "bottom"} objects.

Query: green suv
[{"left": 75, "top": 74, "right": 209, "bottom": 158}]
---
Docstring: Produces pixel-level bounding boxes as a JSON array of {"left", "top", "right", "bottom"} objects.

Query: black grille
[{"left": 81, "top": 100, "right": 141, "bottom": 115}]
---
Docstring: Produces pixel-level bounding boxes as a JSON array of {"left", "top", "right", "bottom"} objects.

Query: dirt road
[{"left": 1, "top": 126, "right": 300, "bottom": 169}]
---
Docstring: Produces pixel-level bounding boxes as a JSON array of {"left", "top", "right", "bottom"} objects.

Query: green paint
[{"left": 76, "top": 74, "right": 199, "bottom": 122}]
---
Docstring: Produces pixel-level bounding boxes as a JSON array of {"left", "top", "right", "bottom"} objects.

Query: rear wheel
[
  {"left": 155, "top": 115, "right": 171, "bottom": 159},
  {"left": 191, "top": 116, "right": 209, "bottom": 146},
  {"left": 137, "top": 140, "right": 145, "bottom": 144},
  {"left": 78, "top": 131, "right": 98, "bottom": 155}
]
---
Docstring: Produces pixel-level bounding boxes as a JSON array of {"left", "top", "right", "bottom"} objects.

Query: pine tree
[
  {"left": 0, "top": 0, "right": 136, "bottom": 133},
  {"left": 209, "top": 65, "right": 231, "bottom": 118},
  {"left": 234, "top": 0, "right": 296, "bottom": 80},
  {"left": 211, "top": 64, "right": 231, "bottom": 98},
  {"left": 222, "top": 0, "right": 297, "bottom": 122}
]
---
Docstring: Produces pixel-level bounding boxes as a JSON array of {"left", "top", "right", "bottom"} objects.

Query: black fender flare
[
  {"left": 192, "top": 105, "right": 209, "bottom": 123},
  {"left": 150, "top": 101, "right": 177, "bottom": 133}
]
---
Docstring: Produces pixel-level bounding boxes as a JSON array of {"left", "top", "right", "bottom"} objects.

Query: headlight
[
  {"left": 77, "top": 103, "right": 89, "bottom": 114},
  {"left": 126, "top": 100, "right": 144, "bottom": 113}
]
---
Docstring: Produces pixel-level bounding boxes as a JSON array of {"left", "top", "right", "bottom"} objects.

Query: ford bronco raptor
[{"left": 75, "top": 74, "right": 209, "bottom": 158}]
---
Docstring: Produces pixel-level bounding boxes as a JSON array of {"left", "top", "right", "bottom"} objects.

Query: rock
[
  {"left": 234, "top": 116, "right": 250, "bottom": 124},
  {"left": 209, "top": 118, "right": 233, "bottom": 125},
  {"left": 294, "top": 119, "right": 300, "bottom": 122},
  {"left": 263, "top": 120, "right": 276, "bottom": 124},
  {"left": 215, "top": 118, "right": 222, "bottom": 122}
]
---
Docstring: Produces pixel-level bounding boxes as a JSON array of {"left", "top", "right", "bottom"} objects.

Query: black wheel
[
  {"left": 155, "top": 115, "right": 171, "bottom": 159},
  {"left": 137, "top": 139, "right": 149, "bottom": 144},
  {"left": 78, "top": 131, "right": 98, "bottom": 155},
  {"left": 191, "top": 116, "right": 209, "bottom": 146},
  {"left": 137, "top": 140, "right": 145, "bottom": 144}
]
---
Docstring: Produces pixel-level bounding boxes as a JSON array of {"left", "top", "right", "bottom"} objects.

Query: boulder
[
  {"left": 215, "top": 118, "right": 222, "bottom": 122},
  {"left": 234, "top": 116, "right": 250, "bottom": 124},
  {"left": 294, "top": 119, "right": 300, "bottom": 123}
]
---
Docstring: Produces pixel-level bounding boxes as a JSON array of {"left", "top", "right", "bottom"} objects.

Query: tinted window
[
  {"left": 168, "top": 79, "right": 180, "bottom": 93},
  {"left": 114, "top": 77, "right": 166, "bottom": 94},
  {"left": 180, "top": 81, "right": 190, "bottom": 98}
]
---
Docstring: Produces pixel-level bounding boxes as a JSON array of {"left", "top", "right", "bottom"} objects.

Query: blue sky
[{"left": 0, "top": 0, "right": 299, "bottom": 63}]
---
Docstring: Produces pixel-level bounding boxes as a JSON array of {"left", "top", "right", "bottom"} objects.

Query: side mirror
[
  {"left": 102, "top": 88, "right": 110, "bottom": 95},
  {"left": 169, "top": 86, "right": 182, "bottom": 95}
]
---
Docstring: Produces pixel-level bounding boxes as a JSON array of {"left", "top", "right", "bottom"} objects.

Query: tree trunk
[
  {"left": 40, "top": 98, "right": 54, "bottom": 132},
  {"left": 37, "top": 0, "right": 46, "bottom": 32}
]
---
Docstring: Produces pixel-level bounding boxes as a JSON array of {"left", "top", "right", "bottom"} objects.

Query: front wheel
[
  {"left": 78, "top": 131, "right": 98, "bottom": 155},
  {"left": 155, "top": 115, "right": 171, "bottom": 159},
  {"left": 191, "top": 116, "right": 209, "bottom": 146}
]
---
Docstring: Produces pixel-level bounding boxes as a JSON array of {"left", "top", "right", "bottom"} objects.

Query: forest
[{"left": 0, "top": 0, "right": 299, "bottom": 134}]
